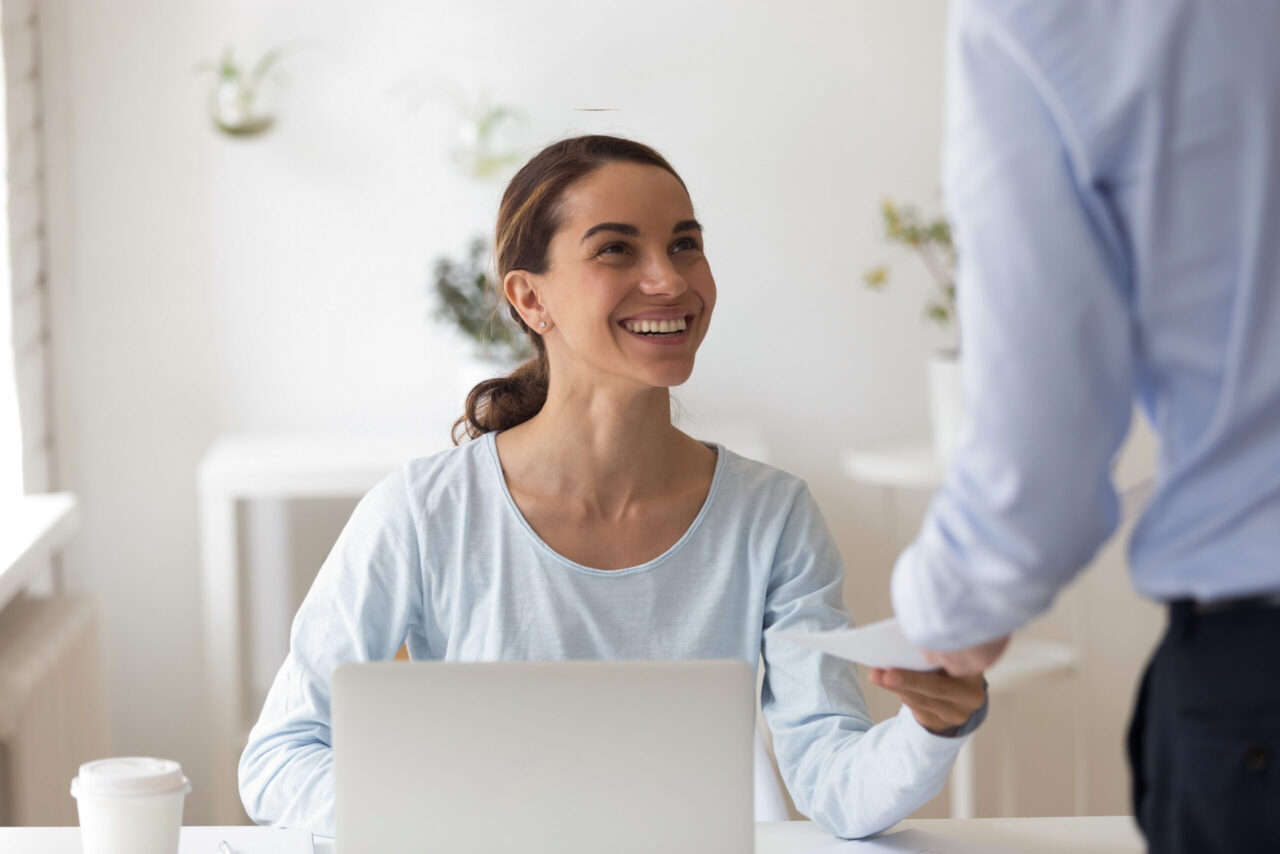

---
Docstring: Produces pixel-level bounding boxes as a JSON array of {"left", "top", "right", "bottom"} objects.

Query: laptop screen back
[{"left": 332, "top": 659, "right": 755, "bottom": 854}]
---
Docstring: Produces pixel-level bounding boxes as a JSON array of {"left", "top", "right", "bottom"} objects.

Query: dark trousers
[{"left": 1128, "top": 600, "right": 1280, "bottom": 853}]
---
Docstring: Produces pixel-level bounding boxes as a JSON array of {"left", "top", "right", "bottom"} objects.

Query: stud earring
[{"left": 540, "top": 321, "right": 547, "bottom": 329}]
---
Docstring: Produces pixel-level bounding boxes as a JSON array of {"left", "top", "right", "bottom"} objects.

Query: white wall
[
  {"left": 43, "top": 0, "right": 227, "bottom": 822},
  {"left": 208, "top": 0, "right": 953, "bottom": 442},
  {"left": 43, "top": 0, "right": 1160, "bottom": 825}
]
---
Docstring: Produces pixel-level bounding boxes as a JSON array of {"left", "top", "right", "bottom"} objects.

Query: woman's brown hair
[{"left": 452, "top": 135, "right": 688, "bottom": 443}]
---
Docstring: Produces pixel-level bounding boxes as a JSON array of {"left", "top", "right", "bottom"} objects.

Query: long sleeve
[
  {"left": 238, "top": 468, "right": 425, "bottom": 836},
  {"left": 763, "top": 484, "right": 982, "bottom": 839},
  {"left": 892, "top": 1, "right": 1135, "bottom": 651}
]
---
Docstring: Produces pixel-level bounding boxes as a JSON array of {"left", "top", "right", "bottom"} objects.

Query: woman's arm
[
  {"left": 761, "top": 483, "right": 986, "bottom": 839},
  {"left": 237, "top": 468, "right": 426, "bottom": 836}
]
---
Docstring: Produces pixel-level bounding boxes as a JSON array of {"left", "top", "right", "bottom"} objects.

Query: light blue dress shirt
[
  {"left": 240, "top": 433, "right": 983, "bottom": 839},
  {"left": 893, "top": 0, "right": 1280, "bottom": 650}
]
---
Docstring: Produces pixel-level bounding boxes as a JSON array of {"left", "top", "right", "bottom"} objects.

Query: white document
[
  {"left": 800, "top": 828, "right": 1025, "bottom": 853},
  {"left": 778, "top": 618, "right": 933, "bottom": 671},
  {"left": 180, "top": 826, "right": 314, "bottom": 854}
]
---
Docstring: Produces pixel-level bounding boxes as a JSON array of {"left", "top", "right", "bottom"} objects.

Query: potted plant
[
  {"left": 194, "top": 47, "right": 285, "bottom": 138},
  {"left": 449, "top": 94, "right": 527, "bottom": 181},
  {"left": 863, "top": 199, "right": 964, "bottom": 464},
  {"left": 433, "top": 236, "right": 534, "bottom": 402}
]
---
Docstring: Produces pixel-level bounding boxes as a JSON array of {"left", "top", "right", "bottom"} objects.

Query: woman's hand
[{"left": 869, "top": 667, "right": 986, "bottom": 735}]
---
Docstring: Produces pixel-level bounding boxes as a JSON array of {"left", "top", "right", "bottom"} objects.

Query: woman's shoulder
[
  {"left": 400, "top": 432, "right": 490, "bottom": 475},
  {"left": 397, "top": 433, "right": 497, "bottom": 507},
  {"left": 706, "top": 442, "right": 811, "bottom": 514}
]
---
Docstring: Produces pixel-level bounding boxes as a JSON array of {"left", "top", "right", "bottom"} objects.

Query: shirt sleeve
[
  {"left": 238, "top": 468, "right": 425, "bottom": 836},
  {"left": 892, "top": 0, "right": 1135, "bottom": 651},
  {"left": 762, "top": 483, "right": 984, "bottom": 839}
]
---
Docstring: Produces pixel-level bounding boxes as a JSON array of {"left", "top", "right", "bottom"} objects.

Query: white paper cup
[{"left": 71, "top": 757, "right": 191, "bottom": 854}]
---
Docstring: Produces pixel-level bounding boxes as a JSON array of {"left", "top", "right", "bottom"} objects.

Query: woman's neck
[{"left": 494, "top": 375, "right": 708, "bottom": 516}]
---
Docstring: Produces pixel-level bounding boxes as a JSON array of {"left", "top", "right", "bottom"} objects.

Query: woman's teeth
[{"left": 623, "top": 317, "right": 688, "bottom": 336}]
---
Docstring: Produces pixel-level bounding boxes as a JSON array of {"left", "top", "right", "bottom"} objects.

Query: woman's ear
[{"left": 504, "top": 271, "right": 551, "bottom": 333}]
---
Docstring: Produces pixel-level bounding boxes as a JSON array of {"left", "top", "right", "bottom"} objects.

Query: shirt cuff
[{"left": 893, "top": 536, "right": 1024, "bottom": 651}]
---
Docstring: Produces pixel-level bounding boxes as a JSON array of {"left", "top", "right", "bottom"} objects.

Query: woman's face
[{"left": 519, "top": 161, "right": 716, "bottom": 391}]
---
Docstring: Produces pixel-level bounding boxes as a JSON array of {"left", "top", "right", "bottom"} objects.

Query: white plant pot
[
  {"left": 209, "top": 79, "right": 275, "bottom": 136},
  {"left": 927, "top": 353, "right": 966, "bottom": 468}
]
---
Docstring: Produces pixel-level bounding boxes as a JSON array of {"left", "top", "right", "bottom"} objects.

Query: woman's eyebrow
[
  {"left": 581, "top": 222, "right": 638, "bottom": 242},
  {"left": 581, "top": 219, "right": 703, "bottom": 243}
]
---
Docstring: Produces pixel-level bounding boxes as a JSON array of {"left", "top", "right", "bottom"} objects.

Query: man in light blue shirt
[{"left": 890, "top": 2, "right": 1280, "bottom": 850}]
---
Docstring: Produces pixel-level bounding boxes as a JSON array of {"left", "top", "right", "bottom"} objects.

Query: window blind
[{"left": 3, "top": 0, "right": 53, "bottom": 498}]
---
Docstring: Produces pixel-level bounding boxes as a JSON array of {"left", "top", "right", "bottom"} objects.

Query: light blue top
[
  {"left": 240, "top": 432, "right": 982, "bottom": 839},
  {"left": 893, "top": 0, "right": 1280, "bottom": 650}
]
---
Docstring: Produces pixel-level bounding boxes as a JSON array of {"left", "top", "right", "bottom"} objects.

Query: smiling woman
[
  {"left": 238, "top": 135, "right": 989, "bottom": 842},
  {"left": 454, "top": 135, "right": 706, "bottom": 443}
]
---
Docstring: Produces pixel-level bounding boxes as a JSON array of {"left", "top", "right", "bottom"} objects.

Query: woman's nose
[{"left": 639, "top": 255, "right": 688, "bottom": 297}]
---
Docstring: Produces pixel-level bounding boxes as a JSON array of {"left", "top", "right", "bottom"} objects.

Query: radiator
[{"left": 0, "top": 593, "right": 109, "bottom": 825}]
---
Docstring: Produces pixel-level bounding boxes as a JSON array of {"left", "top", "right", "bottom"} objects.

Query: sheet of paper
[
  {"left": 180, "top": 825, "right": 314, "bottom": 854},
  {"left": 799, "top": 828, "right": 1025, "bottom": 853},
  {"left": 778, "top": 618, "right": 933, "bottom": 671}
]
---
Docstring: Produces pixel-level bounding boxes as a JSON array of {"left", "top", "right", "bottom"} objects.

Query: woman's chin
[
  {"left": 586, "top": 352, "right": 698, "bottom": 391},
  {"left": 639, "top": 361, "right": 696, "bottom": 389}
]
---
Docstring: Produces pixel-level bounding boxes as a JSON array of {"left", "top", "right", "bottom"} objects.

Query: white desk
[
  {"left": 0, "top": 817, "right": 1145, "bottom": 853},
  {"left": 752, "top": 818, "right": 1143, "bottom": 854},
  {"left": 198, "top": 432, "right": 449, "bottom": 824}
]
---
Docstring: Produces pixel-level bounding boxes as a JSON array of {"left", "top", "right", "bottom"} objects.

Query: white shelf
[
  {"left": 845, "top": 438, "right": 1156, "bottom": 518},
  {"left": 986, "top": 637, "right": 1078, "bottom": 694},
  {"left": 0, "top": 493, "right": 79, "bottom": 613},
  {"left": 198, "top": 432, "right": 446, "bottom": 499},
  {"left": 842, "top": 440, "right": 943, "bottom": 490}
]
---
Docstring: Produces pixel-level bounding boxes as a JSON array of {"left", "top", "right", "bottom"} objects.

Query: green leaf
[
  {"left": 871, "top": 197, "right": 960, "bottom": 335},
  {"left": 248, "top": 49, "right": 285, "bottom": 86},
  {"left": 863, "top": 266, "right": 889, "bottom": 288},
  {"left": 432, "top": 235, "right": 533, "bottom": 362},
  {"left": 927, "top": 220, "right": 952, "bottom": 247},
  {"left": 924, "top": 302, "right": 951, "bottom": 326}
]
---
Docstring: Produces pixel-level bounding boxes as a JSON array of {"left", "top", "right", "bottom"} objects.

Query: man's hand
[
  {"left": 924, "top": 635, "right": 1011, "bottom": 677},
  {"left": 869, "top": 667, "right": 987, "bottom": 735}
]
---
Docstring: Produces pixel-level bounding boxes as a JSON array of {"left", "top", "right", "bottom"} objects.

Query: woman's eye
[
  {"left": 598, "top": 242, "right": 628, "bottom": 256},
  {"left": 672, "top": 237, "right": 701, "bottom": 253}
]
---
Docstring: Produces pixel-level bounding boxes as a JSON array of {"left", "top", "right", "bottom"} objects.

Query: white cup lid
[{"left": 71, "top": 757, "right": 191, "bottom": 798}]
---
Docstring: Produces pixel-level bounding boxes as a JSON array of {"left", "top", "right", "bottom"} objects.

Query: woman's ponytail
[{"left": 452, "top": 345, "right": 548, "bottom": 444}]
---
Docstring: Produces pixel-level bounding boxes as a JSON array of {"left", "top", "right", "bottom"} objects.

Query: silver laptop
[{"left": 332, "top": 660, "right": 755, "bottom": 854}]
